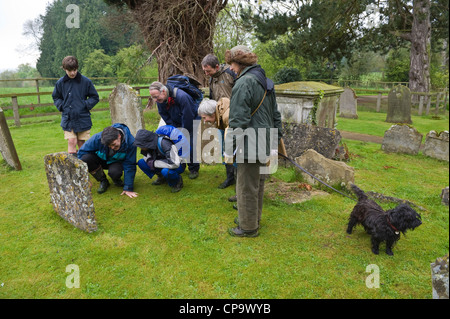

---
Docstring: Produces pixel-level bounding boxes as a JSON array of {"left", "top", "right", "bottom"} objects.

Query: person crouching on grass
[
  {"left": 52, "top": 56, "right": 99, "bottom": 157},
  {"left": 134, "top": 129, "right": 186, "bottom": 193}
]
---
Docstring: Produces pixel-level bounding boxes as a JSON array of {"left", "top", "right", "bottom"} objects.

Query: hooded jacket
[
  {"left": 78, "top": 123, "right": 136, "bottom": 191},
  {"left": 52, "top": 72, "right": 99, "bottom": 133},
  {"left": 134, "top": 129, "right": 181, "bottom": 170},
  {"left": 226, "top": 65, "right": 282, "bottom": 162}
]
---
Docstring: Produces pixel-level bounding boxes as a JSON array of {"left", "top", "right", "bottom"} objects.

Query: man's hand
[{"left": 121, "top": 191, "right": 138, "bottom": 198}]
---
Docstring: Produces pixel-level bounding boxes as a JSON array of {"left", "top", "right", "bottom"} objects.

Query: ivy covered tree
[{"left": 104, "top": 0, "right": 228, "bottom": 85}]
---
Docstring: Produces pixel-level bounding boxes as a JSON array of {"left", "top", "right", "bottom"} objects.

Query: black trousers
[{"left": 80, "top": 153, "right": 123, "bottom": 180}]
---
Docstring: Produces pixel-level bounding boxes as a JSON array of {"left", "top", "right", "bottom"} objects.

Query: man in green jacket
[{"left": 224, "top": 45, "right": 283, "bottom": 237}]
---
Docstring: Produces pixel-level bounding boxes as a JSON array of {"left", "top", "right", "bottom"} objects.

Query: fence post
[
  {"left": 425, "top": 94, "right": 432, "bottom": 115},
  {"left": 418, "top": 95, "right": 424, "bottom": 116},
  {"left": 435, "top": 92, "right": 441, "bottom": 115},
  {"left": 35, "top": 79, "right": 40, "bottom": 104},
  {"left": 376, "top": 92, "right": 382, "bottom": 112},
  {"left": 11, "top": 96, "right": 21, "bottom": 127}
]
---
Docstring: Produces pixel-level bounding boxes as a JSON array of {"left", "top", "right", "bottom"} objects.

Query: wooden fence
[
  {"left": 0, "top": 77, "right": 157, "bottom": 127},
  {"left": 0, "top": 77, "right": 448, "bottom": 127}
]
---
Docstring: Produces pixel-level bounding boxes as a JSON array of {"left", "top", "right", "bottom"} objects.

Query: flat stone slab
[{"left": 44, "top": 152, "right": 97, "bottom": 233}]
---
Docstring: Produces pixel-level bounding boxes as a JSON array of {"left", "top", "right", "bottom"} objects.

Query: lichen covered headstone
[
  {"left": 44, "top": 152, "right": 97, "bottom": 233},
  {"left": 339, "top": 87, "right": 358, "bottom": 119},
  {"left": 431, "top": 254, "right": 449, "bottom": 299},
  {"left": 423, "top": 131, "right": 449, "bottom": 162},
  {"left": 386, "top": 85, "right": 412, "bottom": 124},
  {"left": 109, "top": 83, "right": 145, "bottom": 137},
  {"left": 0, "top": 107, "right": 22, "bottom": 170},
  {"left": 381, "top": 124, "right": 423, "bottom": 155}
]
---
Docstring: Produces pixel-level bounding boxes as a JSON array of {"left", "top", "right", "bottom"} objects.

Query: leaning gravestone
[
  {"left": 282, "top": 122, "right": 341, "bottom": 159},
  {"left": 109, "top": 83, "right": 145, "bottom": 137},
  {"left": 423, "top": 131, "right": 449, "bottom": 162},
  {"left": 386, "top": 85, "right": 412, "bottom": 124},
  {"left": 0, "top": 107, "right": 22, "bottom": 170},
  {"left": 381, "top": 124, "right": 423, "bottom": 155},
  {"left": 339, "top": 87, "right": 358, "bottom": 119},
  {"left": 44, "top": 152, "right": 97, "bottom": 233}
]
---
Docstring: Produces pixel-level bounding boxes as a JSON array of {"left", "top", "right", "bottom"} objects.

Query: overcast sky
[{"left": 0, "top": 0, "right": 54, "bottom": 72}]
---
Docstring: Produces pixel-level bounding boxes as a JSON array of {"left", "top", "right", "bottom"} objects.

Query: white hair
[
  {"left": 198, "top": 99, "right": 217, "bottom": 116},
  {"left": 149, "top": 81, "right": 168, "bottom": 94}
]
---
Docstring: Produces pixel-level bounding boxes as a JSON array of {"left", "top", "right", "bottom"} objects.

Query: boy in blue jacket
[
  {"left": 52, "top": 56, "right": 99, "bottom": 156},
  {"left": 78, "top": 123, "right": 138, "bottom": 198}
]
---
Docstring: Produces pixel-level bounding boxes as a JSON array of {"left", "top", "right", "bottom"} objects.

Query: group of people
[{"left": 52, "top": 46, "right": 283, "bottom": 237}]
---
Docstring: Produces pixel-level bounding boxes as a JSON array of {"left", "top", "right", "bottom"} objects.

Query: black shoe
[
  {"left": 218, "top": 164, "right": 235, "bottom": 189},
  {"left": 188, "top": 171, "right": 199, "bottom": 179},
  {"left": 228, "top": 226, "right": 259, "bottom": 238},
  {"left": 97, "top": 179, "right": 110, "bottom": 194},
  {"left": 171, "top": 176, "right": 184, "bottom": 193},
  {"left": 112, "top": 178, "right": 124, "bottom": 187},
  {"left": 228, "top": 195, "right": 237, "bottom": 202},
  {"left": 152, "top": 174, "right": 166, "bottom": 185}
]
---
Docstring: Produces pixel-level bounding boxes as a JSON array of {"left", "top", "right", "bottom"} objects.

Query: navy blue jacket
[
  {"left": 52, "top": 72, "right": 99, "bottom": 133},
  {"left": 156, "top": 88, "right": 199, "bottom": 134},
  {"left": 78, "top": 123, "right": 137, "bottom": 192}
]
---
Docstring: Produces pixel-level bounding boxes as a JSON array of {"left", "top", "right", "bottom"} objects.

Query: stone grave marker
[
  {"left": 0, "top": 107, "right": 22, "bottom": 170},
  {"left": 381, "top": 124, "right": 423, "bottom": 155},
  {"left": 431, "top": 254, "right": 449, "bottom": 299},
  {"left": 386, "top": 85, "right": 412, "bottom": 124},
  {"left": 339, "top": 87, "right": 358, "bottom": 119},
  {"left": 44, "top": 152, "right": 97, "bottom": 233},
  {"left": 423, "top": 131, "right": 449, "bottom": 162},
  {"left": 109, "top": 83, "right": 145, "bottom": 137}
]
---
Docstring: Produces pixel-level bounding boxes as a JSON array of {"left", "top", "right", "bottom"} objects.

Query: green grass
[
  {"left": 337, "top": 110, "right": 449, "bottom": 142},
  {"left": 0, "top": 109, "right": 448, "bottom": 299}
]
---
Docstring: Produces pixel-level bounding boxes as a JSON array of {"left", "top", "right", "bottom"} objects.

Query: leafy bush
[{"left": 273, "top": 67, "right": 302, "bottom": 84}]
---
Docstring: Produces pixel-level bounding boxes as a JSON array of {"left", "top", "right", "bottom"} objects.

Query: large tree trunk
[
  {"left": 408, "top": 0, "right": 431, "bottom": 103},
  {"left": 125, "top": 0, "right": 227, "bottom": 86}
]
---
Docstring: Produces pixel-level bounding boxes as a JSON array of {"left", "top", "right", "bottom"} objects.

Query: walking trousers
[{"left": 236, "top": 162, "right": 267, "bottom": 231}]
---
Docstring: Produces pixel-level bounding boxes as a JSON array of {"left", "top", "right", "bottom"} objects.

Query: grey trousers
[{"left": 236, "top": 162, "right": 267, "bottom": 231}]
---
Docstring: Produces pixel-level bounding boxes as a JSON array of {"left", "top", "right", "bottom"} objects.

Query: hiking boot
[
  {"left": 228, "top": 195, "right": 237, "bottom": 202},
  {"left": 152, "top": 174, "right": 166, "bottom": 185},
  {"left": 228, "top": 226, "right": 259, "bottom": 238},
  {"left": 112, "top": 178, "right": 124, "bottom": 187},
  {"left": 188, "top": 171, "right": 199, "bottom": 179},
  {"left": 90, "top": 168, "right": 110, "bottom": 194},
  {"left": 97, "top": 179, "right": 110, "bottom": 194},
  {"left": 218, "top": 164, "right": 235, "bottom": 189},
  {"left": 171, "top": 176, "right": 184, "bottom": 193}
]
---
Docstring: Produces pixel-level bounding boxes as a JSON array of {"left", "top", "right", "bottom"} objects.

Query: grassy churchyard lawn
[{"left": 0, "top": 105, "right": 448, "bottom": 299}]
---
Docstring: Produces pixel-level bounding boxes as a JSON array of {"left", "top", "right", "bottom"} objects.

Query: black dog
[{"left": 346, "top": 184, "right": 422, "bottom": 255}]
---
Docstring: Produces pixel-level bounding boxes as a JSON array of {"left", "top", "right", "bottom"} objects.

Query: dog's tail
[{"left": 350, "top": 184, "right": 368, "bottom": 201}]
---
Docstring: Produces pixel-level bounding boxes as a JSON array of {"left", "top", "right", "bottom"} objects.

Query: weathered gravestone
[
  {"left": 109, "top": 83, "right": 145, "bottom": 137},
  {"left": 441, "top": 187, "right": 449, "bottom": 206},
  {"left": 0, "top": 107, "right": 22, "bottom": 170},
  {"left": 423, "top": 131, "right": 449, "bottom": 162},
  {"left": 44, "top": 152, "right": 97, "bottom": 233},
  {"left": 381, "top": 124, "right": 423, "bottom": 155},
  {"left": 295, "top": 149, "right": 355, "bottom": 188},
  {"left": 386, "top": 85, "right": 412, "bottom": 124},
  {"left": 282, "top": 123, "right": 341, "bottom": 160},
  {"left": 431, "top": 254, "right": 449, "bottom": 299},
  {"left": 339, "top": 87, "right": 358, "bottom": 119}
]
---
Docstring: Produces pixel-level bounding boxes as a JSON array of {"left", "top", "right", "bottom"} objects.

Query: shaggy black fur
[{"left": 346, "top": 184, "right": 422, "bottom": 255}]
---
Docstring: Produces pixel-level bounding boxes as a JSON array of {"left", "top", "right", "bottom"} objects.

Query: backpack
[
  {"left": 166, "top": 75, "right": 204, "bottom": 107},
  {"left": 155, "top": 125, "right": 190, "bottom": 160}
]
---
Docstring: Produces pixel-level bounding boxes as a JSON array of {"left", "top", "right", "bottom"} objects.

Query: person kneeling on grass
[
  {"left": 78, "top": 123, "right": 138, "bottom": 198},
  {"left": 134, "top": 129, "right": 185, "bottom": 193}
]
